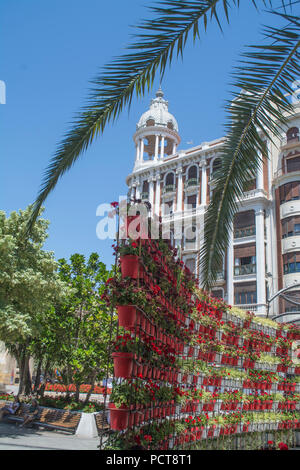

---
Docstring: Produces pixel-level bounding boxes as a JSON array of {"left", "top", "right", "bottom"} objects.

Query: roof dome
[{"left": 136, "top": 88, "right": 179, "bottom": 133}]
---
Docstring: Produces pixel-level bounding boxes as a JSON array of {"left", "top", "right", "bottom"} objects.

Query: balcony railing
[
  {"left": 235, "top": 303, "right": 258, "bottom": 312},
  {"left": 234, "top": 226, "right": 256, "bottom": 239},
  {"left": 184, "top": 178, "right": 199, "bottom": 188},
  {"left": 274, "top": 167, "right": 300, "bottom": 180},
  {"left": 280, "top": 136, "right": 299, "bottom": 147},
  {"left": 234, "top": 264, "right": 256, "bottom": 276},
  {"left": 163, "top": 184, "right": 175, "bottom": 194},
  {"left": 215, "top": 271, "right": 225, "bottom": 280}
]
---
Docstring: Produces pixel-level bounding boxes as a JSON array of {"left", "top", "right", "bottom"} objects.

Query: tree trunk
[
  {"left": 33, "top": 359, "right": 42, "bottom": 394},
  {"left": 23, "top": 358, "right": 32, "bottom": 395},
  {"left": 74, "top": 383, "right": 80, "bottom": 403},
  {"left": 17, "top": 346, "right": 29, "bottom": 396},
  {"left": 83, "top": 374, "right": 97, "bottom": 405},
  {"left": 38, "top": 359, "right": 50, "bottom": 398}
]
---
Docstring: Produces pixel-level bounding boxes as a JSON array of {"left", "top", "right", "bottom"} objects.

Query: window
[
  {"left": 164, "top": 200, "right": 173, "bottom": 215},
  {"left": 212, "top": 158, "right": 222, "bottom": 173},
  {"left": 283, "top": 253, "right": 300, "bottom": 273},
  {"left": 212, "top": 290, "right": 223, "bottom": 300},
  {"left": 286, "top": 127, "right": 299, "bottom": 142},
  {"left": 234, "top": 291, "right": 257, "bottom": 305},
  {"left": 286, "top": 156, "right": 300, "bottom": 173},
  {"left": 234, "top": 282, "right": 257, "bottom": 305},
  {"left": 185, "top": 258, "right": 196, "bottom": 274},
  {"left": 279, "top": 181, "right": 300, "bottom": 204},
  {"left": 187, "top": 165, "right": 197, "bottom": 180},
  {"left": 164, "top": 172, "right": 175, "bottom": 193},
  {"left": 281, "top": 217, "right": 300, "bottom": 238},
  {"left": 234, "top": 256, "right": 256, "bottom": 275},
  {"left": 187, "top": 194, "right": 197, "bottom": 210},
  {"left": 165, "top": 172, "right": 174, "bottom": 186}
]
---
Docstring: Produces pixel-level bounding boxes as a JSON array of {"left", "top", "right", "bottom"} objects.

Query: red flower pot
[
  {"left": 120, "top": 255, "right": 140, "bottom": 279},
  {"left": 117, "top": 305, "right": 138, "bottom": 330},
  {"left": 109, "top": 403, "right": 130, "bottom": 431},
  {"left": 112, "top": 352, "right": 135, "bottom": 378},
  {"left": 142, "top": 363, "right": 148, "bottom": 379}
]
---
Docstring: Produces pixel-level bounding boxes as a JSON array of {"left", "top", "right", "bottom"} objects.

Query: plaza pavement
[{"left": 0, "top": 422, "right": 100, "bottom": 450}]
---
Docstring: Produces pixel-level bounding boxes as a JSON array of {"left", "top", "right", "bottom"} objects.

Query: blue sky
[{"left": 0, "top": 0, "right": 292, "bottom": 269}]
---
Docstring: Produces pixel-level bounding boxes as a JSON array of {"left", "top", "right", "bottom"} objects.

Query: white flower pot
[
  {"left": 215, "top": 353, "right": 222, "bottom": 364},
  {"left": 216, "top": 330, "right": 222, "bottom": 341},
  {"left": 197, "top": 402, "right": 203, "bottom": 413},
  {"left": 169, "top": 438, "right": 175, "bottom": 449}
]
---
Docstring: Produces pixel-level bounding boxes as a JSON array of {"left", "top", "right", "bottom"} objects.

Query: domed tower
[{"left": 133, "top": 87, "right": 180, "bottom": 170}]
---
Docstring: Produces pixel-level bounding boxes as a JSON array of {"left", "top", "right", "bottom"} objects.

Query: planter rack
[{"left": 99, "top": 215, "right": 300, "bottom": 451}]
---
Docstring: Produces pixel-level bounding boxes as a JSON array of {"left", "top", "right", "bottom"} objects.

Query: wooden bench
[
  {"left": 95, "top": 410, "right": 110, "bottom": 436},
  {"left": 0, "top": 401, "right": 81, "bottom": 434}
]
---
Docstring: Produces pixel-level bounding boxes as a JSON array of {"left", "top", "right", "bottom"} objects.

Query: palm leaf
[
  {"left": 28, "top": 0, "right": 279, "bottom": 231},
  {"left": 200, "top": 10, "right": 300, "bottom": 290}
]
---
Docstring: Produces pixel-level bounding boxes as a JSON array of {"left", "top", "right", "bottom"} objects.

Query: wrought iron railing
[
  {"left": 234, "top": 264, "right": 256, "bottom": 276},
  {"left": 234, "top": 226, "right": 256, "bottom": 239}
]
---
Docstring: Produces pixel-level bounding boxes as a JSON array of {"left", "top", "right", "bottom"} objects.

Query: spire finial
[{"left": 156, "top": 85, "right": 164, "bottom": 98}]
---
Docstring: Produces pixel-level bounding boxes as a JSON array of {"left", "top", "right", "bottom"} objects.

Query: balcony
[
  {"left": 280, "top": 135, "right": 300, "bottom": 149},
  {"left": 274, "top": 167, "right": 300, "bottom": 181},
  {"left": 234, "top": 226, "right": 256, "bottom": 239},
  {"left": 162, "top": 184, "right": 175, "bottom": 195},
  {"left": 280, "top": 199, "right": 300, "bottom": 218},
  {"left": 283, "top": 272, "right": 300, "bottom": 289},
  {"left": 240, "top": 188, "right": 268, "bottom": 202},
  {"left": 234, "top": 303, "right": 258, "bottom": 313},
  {"left": 184, "top": 178, "right": 199, "bottom": 189},
  {"left": 282, "top": 235, "right": 300, "bottom": 254},
  {"left": 234, "top": 264, "right": 256, "bottom": 276}
]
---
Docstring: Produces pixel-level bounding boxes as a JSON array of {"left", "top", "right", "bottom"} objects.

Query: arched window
[
  {"left": 165, "top": 172, "right": 174, "bottom": 186},
  {"left": 286, "top": 127, "right": 299, "bottom": 142},
  {"left": 187, "top": 165, "right": 198, "bottom": 180},
  {"left": 141, "top": 181, "right": 149, "bottom": 200},
  {"left": 146, "top": 118, "right": 155, "bottom": 127},
  {"left": 167, "top": 121, "right": 174, "bottom": 130},
  {"left": 212, "top": 158, "right": 222, "bottom": 173}
]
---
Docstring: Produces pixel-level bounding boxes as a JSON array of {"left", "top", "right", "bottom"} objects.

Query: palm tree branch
[
  {"left": 28, "top": 0, "right": 280, "bottom": 230},
  {"left": 200, "top": 11, "right": 300, "bottom": 289}
]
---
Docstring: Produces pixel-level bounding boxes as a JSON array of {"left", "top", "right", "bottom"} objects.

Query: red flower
[
  {"left": 110, "top": 201, "right": 119, "bottom": 208},
  {"left": 278, "top": 442, "right": 288, "bottom": 450}
]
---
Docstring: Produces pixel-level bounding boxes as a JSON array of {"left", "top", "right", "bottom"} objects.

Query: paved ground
[{"left": 0, "top": 422, "right": 100, "bottom": 450}]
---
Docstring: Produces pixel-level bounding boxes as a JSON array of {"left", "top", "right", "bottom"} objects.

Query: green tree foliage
[
  {"left": 0, "top": 206, "right": 69, "bottom": 395},
  {"left": 48, "top": 253, "right": 117, "bottom": 402}
]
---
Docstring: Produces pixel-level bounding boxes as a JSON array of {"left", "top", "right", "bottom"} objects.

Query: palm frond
[
  {"left": 200, "top": 10, "right": 300, "bottom": 290},
  {"left": 28, "top": 0, "right": 279, "bottom": 231}
]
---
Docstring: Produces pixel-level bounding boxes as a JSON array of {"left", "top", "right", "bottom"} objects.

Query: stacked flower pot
[{"left": 103, "top": 234, "right": 300, "bottom": 450}]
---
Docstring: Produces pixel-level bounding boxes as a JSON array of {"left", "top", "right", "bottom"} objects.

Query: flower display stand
[{"left": 100, "top": 228, "right": 300, "bottom": 451}]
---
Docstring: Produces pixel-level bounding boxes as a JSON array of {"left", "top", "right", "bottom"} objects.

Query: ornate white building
[{"left": 126, "top": 88, "right": 300, "bottom": 321}]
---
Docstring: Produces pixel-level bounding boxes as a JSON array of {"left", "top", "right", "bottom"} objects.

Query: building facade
[{"left": 126, "top": 88, "right": 300, "bottom": 320}]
